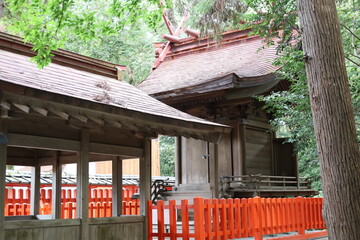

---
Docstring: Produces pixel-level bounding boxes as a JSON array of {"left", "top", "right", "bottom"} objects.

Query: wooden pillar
[
  {"left": 52, "top": 151, "right": 62, "bottom": 219},
  {"left": 30, "top": 151, "right": 40, "bottom": 216},
  {"left": 209, "top": 142, "right": 219, "bottom": 198},
  {"left": 270, "top": 132, "right": 275, "bottom": 175},
  {"left": 77, "top": 129, "right": 89, "bottom": 240},
  {"left": 296, "top": 155, "right": 300, "bottom": 189},
  {"left": 174, "top": 136, "right": 181, "bottom": 186},
  {"left": 140, "top": 138, "right": 151, "bottom": 240},
  {"left": 239, "top": 120, "right": 247, "bottom": 175},
  {"left": 231, "top": 121, "right": 247, "bottom": 176},
  {"left": 112, "top": 156, "right": 122, "bottom": 216},
  {"left": 0, "top": 121, "right": 7, "bottom": 240}
]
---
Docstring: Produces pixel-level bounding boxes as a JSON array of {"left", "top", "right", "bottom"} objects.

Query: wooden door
[{"left": 181, "top": 137, "right": 209, "bottom": 184}]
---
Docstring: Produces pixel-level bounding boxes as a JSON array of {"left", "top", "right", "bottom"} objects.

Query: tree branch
[
  {"left": 340, "top": 23, "right": 360, "bottom": 41},
  {"left": 349, "top": 52, "right": 360, "bottom": 60},
  {"left": 345, "top": 56, "right": 360, "bottom": 67}
]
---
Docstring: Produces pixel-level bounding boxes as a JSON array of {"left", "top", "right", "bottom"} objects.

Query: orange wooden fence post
[
  {"left": 212, "top": 198, "right": 220, "bottom": 240},
  {"left": 219, "top": 198, "right": 227, "bottom": 240},
  {"left": 194, "top": 197, "right": 205, "bottom": 240},
  {"left": 204, "top": 199, "right": 212, "bottom": 240},
  {"left": 234, "top": 198, "right": 241, "bottom": 238},
  {"left": 169, "top": 200, "right": 177, "bottom": 240},
  {"left": 147, "top": 200, "right": 153, "bottom": 240},
  {"left": 157, "top": 200, "right": 165, "bottom": 240},
  {"left": 252, "top": 197, "right": 263, "bottom": 240},
  {"left": 227, "top": 198, "right": 235, "bottom": 239},
  {"left": 181, "top": 199, "right": 190, "bottom": 240},
  {"left": 297, "top": 197, "right": 305, "bottom": 235}
]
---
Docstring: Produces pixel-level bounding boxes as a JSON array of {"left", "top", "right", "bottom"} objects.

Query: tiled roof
[
  {"left": 138, "top": 31, "right": 280, "bottom": 97},
  {"left": 0, "top": 49, "right": 216, "bottom": 124},
  {"left": 0, "top": 32, "right": 230, "bottom": 141}
]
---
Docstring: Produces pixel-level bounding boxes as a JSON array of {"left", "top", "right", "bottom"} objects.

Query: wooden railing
[
  {"left": 219, "top": 175, "right": 315, "bottom": 198},
  {"left": 148, "top": 197, "right": 327, "bottom": 240},
  {"left": 4, "top": 187, "right": 140, "bottom": 218}
]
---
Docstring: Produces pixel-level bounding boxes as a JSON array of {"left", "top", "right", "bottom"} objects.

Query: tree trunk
[{"left": 297, "top": 0, "right": 360, "bottom": 239}]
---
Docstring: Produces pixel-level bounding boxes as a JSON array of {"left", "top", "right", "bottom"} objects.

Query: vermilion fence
[
  {"left": 4, "top": 186, "right": 140, "bottom": 218},
  {"left": 148, "top": 197, "right": 327, "bottom": 240}
]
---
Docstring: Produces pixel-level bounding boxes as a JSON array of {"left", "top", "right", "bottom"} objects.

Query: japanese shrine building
[
  {"left": 0, "top": 32, "right": 230, "bottom": 240},
  {"left": 138, "top": 28, "right": 317, "bottom": 199}
]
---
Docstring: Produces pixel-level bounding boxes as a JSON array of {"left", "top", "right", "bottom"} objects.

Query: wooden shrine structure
[
  {"left": 0, "top": 32, "right": 230, "bottom": 240},
  {"left": 138, "top": 23, "right": 318, "bottom": 199}
]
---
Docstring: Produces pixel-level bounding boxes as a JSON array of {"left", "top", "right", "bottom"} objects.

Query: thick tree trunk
[{"left": 297, "top": 0, "right": 360, "bottom": 239}]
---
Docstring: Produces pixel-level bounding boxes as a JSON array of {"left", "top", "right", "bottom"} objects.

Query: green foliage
[
  {"left": 178, "top": 0, "right": 358, "bottom": 192},
  {"left": 248, "top": 0, "right": 359, "bottom": 192},
  {"left": 2, "top": 0, "right": 163, "bottom": 68},
  {"left": 159, "top": 136, "right": 175, "bottom": 176},
  {"left": 172, "top": 0, "right": 246, "bottom": 38}
]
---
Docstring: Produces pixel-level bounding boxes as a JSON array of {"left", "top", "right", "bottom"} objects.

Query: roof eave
[
  {"left": 0, "top": 81, "right": 231, "bottom": 142},
  {"left": 0, "top": 32, "right": 126, "bottom": 79}
]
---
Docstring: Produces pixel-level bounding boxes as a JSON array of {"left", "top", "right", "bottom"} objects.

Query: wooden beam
[
  {"left": 12, "top": 103, "right": 30, "bottom": 113},
  {"left": 71, "top": 113, "right": 88, "bottom": 123},
  {"left": 0, "top": 101, "right": 11, "bottom": 110},
  {"left": 0, "top": 109, "right": 9, "bottom": 119},
  {"left": 31, "top": 106, "right": 48, "bottom": 117},
  {"left": 140, "top": 138, "right": 151, "bottom": 215},
  {"left": 239, "top": 121, "right": 247, "bottom": 175},
  {"left": 162, "top": 10, "right": 176, "bottom": 35},
  {"left": 105, "top": 120, "right": 122, "bottom": 128},
  {"left": 4, "top": 218, "right": 81, "bottom": 229},
  {"left": 7, "top": 133, "right": 81, "bottom": 152},
  {"left": 112, "top": 156, "right": 122, "bottom": 216},
  {"left": 153, "top": 12, "right": 189, "bottom": 69},
  {"left": 140, "top": 138, "right": 151, "bottom": 240},
  {"left": 77, "top": 129, "right": 89, "bottom": 240},
  {"left": 88, "top": 117, "right": 105, "bottom": 126},
  {"left": 52, "top": 151, "right": 62, "bottom": 219},
  {"left": 6, "top": 156, "right": 36, "bottom": 166},
  {"left": 162, "top": 34, "right": 180, "bottom": 43},
  {"left": 184, "top": 28, "right": 199, "bottom": 38},
  {"left": 0, "top": 121, "right": 7, "bottom": 240},
  {"left": 209, "top": 142, "right": 219, "bottom": 198},
  {"left": 49, "top": 109, "right": 69, "bottom": 120},
  {"left": 30, "top": 152, "right": 40, "bottom": 216},
  {"left": 89, "top": 142, "right": 143, "bottom": 157},
  {"left": 175, "top": 136, "right": 181, "bottom": 186}
]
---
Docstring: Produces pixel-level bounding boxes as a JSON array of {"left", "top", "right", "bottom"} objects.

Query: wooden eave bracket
[{"left": 0, "top": 92, "right": 229, "bottom": 142}]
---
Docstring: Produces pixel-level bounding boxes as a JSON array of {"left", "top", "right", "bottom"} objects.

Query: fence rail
[
  {"left": 5, "top": 186, "right": 140, "bottom": 218},
  {"left": 148, "top": 197, "right": 327, "bottom": 240}
]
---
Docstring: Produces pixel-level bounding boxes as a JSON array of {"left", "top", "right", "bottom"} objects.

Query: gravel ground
[{"left": 232, "top": 230, "right": 328, "bottom": 239}]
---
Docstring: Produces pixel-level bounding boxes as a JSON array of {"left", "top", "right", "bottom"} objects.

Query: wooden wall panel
[
  {"left": 4, "top": 220, "right": 143, "bottom": 240},
  {"left": 89, "top": 222, "right": 143, "bottom": 240},
  {"left": 245, "top": 128, "right": 272, "bottom": 175},
  {"left": 4, "top": 226, "right": 80, "bottom": 240},
  {"left": 217, "top": 133, "right": 232, "bottom": 178}
]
